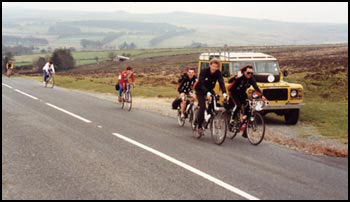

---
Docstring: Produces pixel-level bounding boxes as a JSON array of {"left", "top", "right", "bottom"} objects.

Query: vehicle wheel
[
  {"left": 284, "top": 109, "right": 299, "bottom": 125},
  {"left": 247, "top": 113, "right": 265, "bottom": 145},
  {"left": 210, "top": 112, "right": 227, "bottom": 145}
]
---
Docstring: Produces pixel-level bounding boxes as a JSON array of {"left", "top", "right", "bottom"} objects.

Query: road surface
[{"left": 2, "top": 77, "right": 348, "bottom": 200}]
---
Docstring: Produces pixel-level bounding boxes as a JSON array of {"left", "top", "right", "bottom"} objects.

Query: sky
[{"left": 2, "top": 2, "right": 348, "bottom": 24}]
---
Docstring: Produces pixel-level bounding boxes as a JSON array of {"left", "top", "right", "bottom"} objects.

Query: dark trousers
[{"left": 231, "top": 93, "right": 249, "bottom": 120}]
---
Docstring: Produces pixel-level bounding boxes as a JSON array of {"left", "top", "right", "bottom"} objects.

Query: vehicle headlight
[
  {"left": 291, "top": 89, "right": 298, "bottom": 98},
  {"left": 252, "top": 91, "right": 259, "bottom": 99}
]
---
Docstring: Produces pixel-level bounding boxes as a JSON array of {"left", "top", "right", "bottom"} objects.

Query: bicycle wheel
[
  {"left": 127, "top": 91, "right": 132, "bottom": 111},
  {"left": 188, "top": 105, "right": 194, "bottom": 126},
  {"left": 192, "top": 107, "right": 202, "bottom": 139},
  {"left": 226, "top": 112, "right": 240, "bottom": 140},
  {"left": 177, "top": 109, "right": 185, "bottom": 127},
  {"left": 48, "top": 76, "right": 55, "bottom": 88},
  {"left": 210, "top": 112, "right": 227, "bottom": 145},
  {"left": 7, "top": 69, "right": 12, "bottom": 77},
  {"left": 121, "top": 92, "right": 125, "bottom": 109},
  {"left": 247, "top": 113, "right": 265, "bottom": 145}
]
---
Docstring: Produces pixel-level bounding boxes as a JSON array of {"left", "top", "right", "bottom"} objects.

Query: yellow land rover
[{"left": 197, "top": 52, "right": 304, "bottom": 125}]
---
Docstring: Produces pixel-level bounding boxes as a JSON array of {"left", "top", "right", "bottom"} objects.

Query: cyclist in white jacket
[{"left": 42, "top": 61, "right": 55, "bottom": 83}]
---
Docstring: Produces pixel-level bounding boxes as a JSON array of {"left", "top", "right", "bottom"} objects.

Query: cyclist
[
  {"left": 227, "top": 64, "right": 267, "bottom": 137},
  {"left": 118, "top": 66, "right": 135, "bottom": 103},
  {"left": 194, "top": 58, "right": 227, "bottom": 136},
  {"left": 42, "top": 61, "right": 55, "bottom": 84},
  {"left": 6, "top": 61, "right": 14, "bottom": 76},
  {"left": 177, "top": 67, "right": 197, "bottom": 120}
]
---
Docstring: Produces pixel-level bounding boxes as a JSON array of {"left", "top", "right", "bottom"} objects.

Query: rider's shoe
[{"left": 240, "top": 123, "right": 247, "bottom": 132}]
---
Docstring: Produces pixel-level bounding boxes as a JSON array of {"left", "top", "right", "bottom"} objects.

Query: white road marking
[
  {"left": 112, "top": 133, "right": 260, "bottom": 200},
  {"left": 97, "top": 125, "right": 103, "bottom": 128},
  {"left": 45, "top": 103, "right": 92, "bottom": 123},
  {"left": 2, "top": 83, "right": 13, "bottom": 89},
  {"left": 14, "top": 89, "right": 39, "bottom": 100}
]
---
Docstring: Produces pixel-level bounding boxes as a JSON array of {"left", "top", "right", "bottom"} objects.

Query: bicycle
[
  {"left": 192, "top": 94, "right": 227, "bottom": 145},
  {"left": 44, "top": 69, "right": 55, "bottom": 88},
  {"left": 121, "top": 83, "right": 133, "bottom": 111},
  {"left": 6, "top": 68, "right": 13, "bottom": 78},
  {"left": 177, "top": 94, "right": 195, "bottom": 127},
  {"left": 226, "top": 95, "right": 268, "bottom": 145}
]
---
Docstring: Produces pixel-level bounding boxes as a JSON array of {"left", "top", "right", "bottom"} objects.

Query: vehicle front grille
[{"left": 263, "top": 89, "right": 288, "bottom": 101}]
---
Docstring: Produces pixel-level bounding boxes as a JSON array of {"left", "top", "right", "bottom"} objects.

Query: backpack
[
  {"left": 172, "top": 98, "right": 182, "bottom": 110},
  {"left": 115, "top": 82, "right": 120, "bottom": 91}
]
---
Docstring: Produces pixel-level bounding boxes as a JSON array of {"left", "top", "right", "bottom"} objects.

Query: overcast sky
[{"left": 3, "top": 2, "right": 348, "bottom": 24}]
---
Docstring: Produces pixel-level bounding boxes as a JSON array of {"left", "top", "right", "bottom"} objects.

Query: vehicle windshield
[
  {"left": 255, "top": 61, "right": 280, "bottom": 74},
  {"left": 231, "top": 61, "right": 280, "bottom": 75}
]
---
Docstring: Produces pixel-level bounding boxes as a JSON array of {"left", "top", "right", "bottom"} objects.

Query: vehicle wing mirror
[{"left": 283, "top": 70, "right": 288, "bottom": 77}]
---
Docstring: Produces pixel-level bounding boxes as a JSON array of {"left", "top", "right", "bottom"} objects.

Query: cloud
[{"left": 2, "top": 2, "right": 348, "bottom": 24}]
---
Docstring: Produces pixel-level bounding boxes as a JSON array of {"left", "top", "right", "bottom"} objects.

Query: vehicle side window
[
  {"left": 222, "top": 63, "right": 230, "bottom": 77},
  {"left": 200, "top": 62, "right": 209, "bottom": 74}
]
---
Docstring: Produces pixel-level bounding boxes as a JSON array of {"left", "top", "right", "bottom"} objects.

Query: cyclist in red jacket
[{"left": 118, "top": 66, "right": 135, "bottom": 102}]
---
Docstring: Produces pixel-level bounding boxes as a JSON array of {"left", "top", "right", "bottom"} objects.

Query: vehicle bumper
[{"left": 263, "top": 103, "right": 305, "bottom": 110}]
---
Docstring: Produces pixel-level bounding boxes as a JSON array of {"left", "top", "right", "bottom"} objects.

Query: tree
[
  {"left": 108, "top": 52, "right": 117, "bottom": 61},
  {"left": 50, "top": 48, "right": 75, "bottom": 71},
  {"left": 129, "top": 42, "right": 137, "bottom": 50},
  {"left": 95, "top": 56, "right": 99, "bottom": 64},
  {"left": 119, "top": 42, "right": 128, "bottom": 50},
  {"left": 33, "top": 57, "right": 47, "bottom": 73}
]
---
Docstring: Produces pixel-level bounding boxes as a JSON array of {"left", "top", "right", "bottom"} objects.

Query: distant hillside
[{"left": 2, "top": 7, "right": 348, "bottom": 50}]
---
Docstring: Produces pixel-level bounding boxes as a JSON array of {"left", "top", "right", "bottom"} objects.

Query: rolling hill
[{"left": 2, "top": 6, "right": 348, "bottom": 49}]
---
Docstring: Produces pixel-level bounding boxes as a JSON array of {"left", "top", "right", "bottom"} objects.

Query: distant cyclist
[
  {"left": 227, "top": 64, "right": 267, "bottom": 137},
  {"left": 194, "top": 58, "right": 227, "bottom": 136},
  {"left": 6, "top": 61, "right": 14, "bottom": 77},
  {"left": 118, "top": 66, "right": 135, "bottom": 102},
  {"left": 177, "top": 68, "right": 197, "bottom": 119},
  {"left": 42, "top": 60, "right": 55, "bottom": 84}
]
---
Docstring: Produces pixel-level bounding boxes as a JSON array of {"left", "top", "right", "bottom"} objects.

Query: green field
[
  {"left": 284, "top": 71, "right": 348, "bottom": 142},
  {"left": 25, "top": 75, "right": 178, "bottom": 98},
  {"left": 13, "top": 47, "right": 206, "bottom": 67}
]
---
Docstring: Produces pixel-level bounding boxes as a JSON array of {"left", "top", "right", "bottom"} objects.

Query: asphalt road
[{"left": 2, "top": 77, "right": 348, "bottom": 200}]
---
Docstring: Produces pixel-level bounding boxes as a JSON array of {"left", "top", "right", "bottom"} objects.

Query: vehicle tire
[
  {"left": 247, "top": 113, "right": 265, "bottom": 145},
  {"left": 210, "top": 112, "right": 227, "bottom": 145},
  {"left": 284, "top": 109, "right": 299, "bottom": 125}
]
